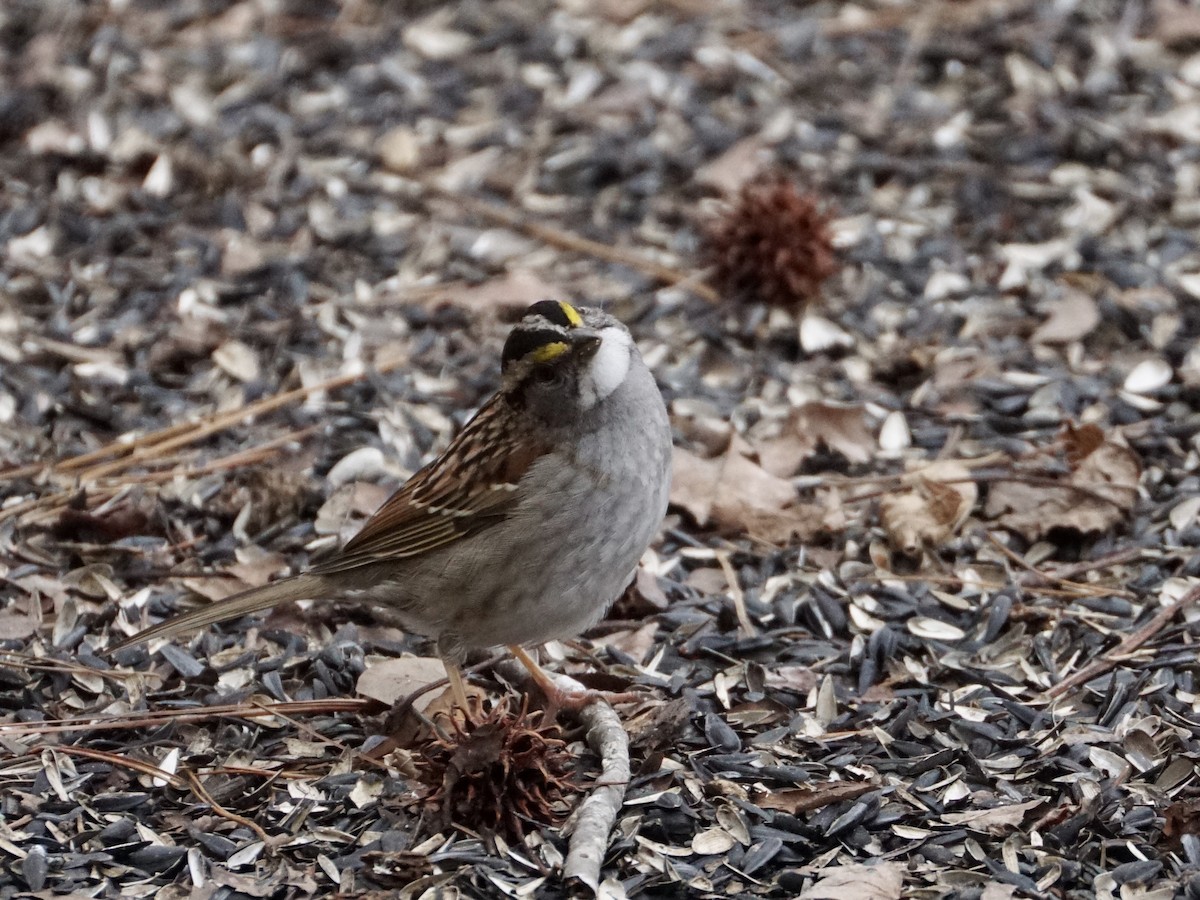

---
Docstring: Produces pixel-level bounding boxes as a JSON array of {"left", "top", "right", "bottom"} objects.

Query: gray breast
[{"left": 356, "top": 354, "right": 671, "bottom": 654}]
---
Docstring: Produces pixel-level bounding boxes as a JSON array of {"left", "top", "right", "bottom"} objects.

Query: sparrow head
[{"left": 500, "top": 300, "right": 633, "bottom": 418}]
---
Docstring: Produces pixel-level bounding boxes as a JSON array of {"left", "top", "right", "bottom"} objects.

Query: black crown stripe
[
  {"left": 501, "top": 326, "right": 570, "bottom": 370},
  {"left": 527, "top": 300, "right": 576, "bottom": 328}
]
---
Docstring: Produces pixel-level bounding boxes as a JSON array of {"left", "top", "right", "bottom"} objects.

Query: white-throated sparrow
[{"left": 114, "top": 301, "right": 673, "bottom": 711}]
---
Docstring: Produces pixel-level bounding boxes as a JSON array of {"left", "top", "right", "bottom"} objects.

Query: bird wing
[
  {"left": 310, "top": 395, "right": 547, "bottom": 574},
  {"left": 112, "top": 396, "right": 546, "bottom": 652}
]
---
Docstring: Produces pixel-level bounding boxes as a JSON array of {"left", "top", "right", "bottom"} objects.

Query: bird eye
[{"left": 532, "top": 365, "right": 559, "bottom": 385}]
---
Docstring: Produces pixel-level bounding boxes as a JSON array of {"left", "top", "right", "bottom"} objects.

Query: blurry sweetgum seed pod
[{"left": 702, "top": 173, "right": 839, "bottom": 311}]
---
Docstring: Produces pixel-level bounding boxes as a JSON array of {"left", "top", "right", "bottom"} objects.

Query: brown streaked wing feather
[{"left": 309, "top": 395, "right": 546, "bottom": 574}]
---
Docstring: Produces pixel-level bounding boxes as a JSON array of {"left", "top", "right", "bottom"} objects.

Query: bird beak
[{"left": 569, "top": 329, "right": 603, "bottom": 357}]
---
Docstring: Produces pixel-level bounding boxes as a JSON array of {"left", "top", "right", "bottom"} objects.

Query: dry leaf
[
  {"left": 612, "top": 566, "right": 670, "bottom": 618},
  {"left": 0, "top": 612, "right": 37, "bottom": 640},
  {"left": 1152, "top": 0, "right": 1200, "bottom": 47},
  {"left": 179, "top": 576, "right": 255, "bottom": 603},
  {"left": 879, "top": 460, "right": 977, "bottom": 554},
  {"left": 224, "top": 550, "right": 289, "bottom": 588},
  {"left": 632, "top": 566, "right": 669, "bottom": 610},
  {"left": 314, "top": 481, "right": 392, "bottom": 543},
  {"left": 764, "top": 665, "right": 819, "bottom": 694},
  {"left": 695, "top": 137, "right": 772, "bottom": 195},
  {"left": 754, "top": 423, "right": 818, "bottom": 478},
  {"left": 356, "top": 656, "right": 448, "bottom": 710},
  {"left": 725, "top": 700, "right": 787, "bottom": 728},
  {"left": 1032, "top": 290, "right": 1100, "bottom": 344},
  {"left": 1063, "top": 421, "right": 1106, "bottom": 466},
  {"left": 756, "top": 402, "right": 874, "bottom": 477},
  {"left": 940, "top": 798, "right": 1041, "bottom": 833},
  {"left": 673, "top": 405, "right": 734, "bottom": 458},
  {"left": 283, "top": 738, "right": 329, "bottom": 759},
  {"left": 686, "top": 566, "right": 730, "bottom": 595},
  {"left": 1164, "top": 798, "right": 1200, "bottom": 840},
  {"left": 813, "top": 487, "right": 847, "bottom": 533},
  {"left": 754, "top": 781, "right": 876, "bottom": 815},
  {"left": 176, "top": 548, "right": 289, "bottom": 604},
  {"left": 10, "top": 572, "right": 69, "bottom": 606},
  {"left": 671, "top": 437, "right": 823, "bottom": 542},
  {"left": 802, "top": 861, "right": 904, "bottom": 900},
  {"left": 590, "top": 621, "right": 660, "bottom": 666},
  {"left": 436, "top": 269, "right": 567, "bottom": 314},
  {"left": 985, "top": 425, "right": 1141, "bottom": 540},
  {"left": 799, "top": 402, "right": 874, "bottom": 465}
]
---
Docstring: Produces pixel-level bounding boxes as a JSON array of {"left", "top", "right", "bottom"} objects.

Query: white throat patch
[{"left": 583, "top": 326, "right": 632, "bottom": 407}]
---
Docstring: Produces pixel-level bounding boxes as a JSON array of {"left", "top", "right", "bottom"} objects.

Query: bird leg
[
  {"left": 508, "top": 645, "right": 642, "bottom": 720},
  {"left": 443, "top": 659, "right": 472, "bottom": 713}
]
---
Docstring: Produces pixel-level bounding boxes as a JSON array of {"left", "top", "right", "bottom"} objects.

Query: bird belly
[
  {"left": 353, "top": 367, "right": 673, "bottom": 655},
  {"left": 355, "top": 446, "right": 667, "bottom": 652}
]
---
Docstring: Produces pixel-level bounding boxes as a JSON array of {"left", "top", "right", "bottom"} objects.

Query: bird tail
[{"left": 109, "top": 574, "right": 326, "bottom": 652}]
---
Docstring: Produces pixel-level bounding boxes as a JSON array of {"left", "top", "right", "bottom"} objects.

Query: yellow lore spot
[{"left": 529, "top": 341, "right": 570, "bottom": 363}]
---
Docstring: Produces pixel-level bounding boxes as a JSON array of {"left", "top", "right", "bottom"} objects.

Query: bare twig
[
  {"left": 0, "top": 361, "right": 401, "bottom": 486},
  {"left": 0, "top": 652, "right": 143, "bottom": 683},
  {"left": 820, "top": 0, "right": 1037, "bottom": 37},
  {"left": 863, "top": 0, "right": 941, "bottom": 136},
  {"left": 54, "top": 744, "right": 186, "bottom": 789},
  {"left": 0, "top": 699, "right": 372, "bottom": 739},
  {"left": 0, "top": 427, "right": 317, "bottom": 527},
  {"left": 717, "top": 551, "right": 756, "bottom": 638},
  {"left": 558, "top": 679, "right": 631, "bottom": 892},
  {"left": 110, "top": 426, "right": 320, "bottom": 486},
  {"left": 853, "top": 571, "right": 1128, "bottom": 601},
  {"left": 495, "top": 660, "right": 631, "bottom": 892},
  {"left": 77, "top": 362, "right": 402, "bottom": 483},
  {"left": 986, "top": 532, "right": 1135, "bottom": 600},
  {"left": 186, "top": 769, "right": 281, "bottom": 850},
  {"left": 423, "top": 182, "right": 720, "bottom": 303},
  {"left": 0, "top": 420, "right": 199, "bottom": 482},
  {"left": 1022, "top": 546, "right": 1148, "bottom": 587},
  {"left": 1044, "top": 584, "right": 1200, "bottom": 700},
  {"left": 249, "top": 699, "right": 395, "bottom": 774},
  {"left": 846, "top": 470, "right": 1133, "bottom": 510}
]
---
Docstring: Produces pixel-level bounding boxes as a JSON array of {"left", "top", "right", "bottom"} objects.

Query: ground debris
[{"left": 1, "top": 1, "right": 1198, "bottom": 896}]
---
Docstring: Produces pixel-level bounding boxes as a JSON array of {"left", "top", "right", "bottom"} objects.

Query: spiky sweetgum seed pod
[
  {"left": 420, "top": 697, "right": 574, "bottom": 840},
  {"left": 704, "top": 175, "right": 838, "bottom": 310}
]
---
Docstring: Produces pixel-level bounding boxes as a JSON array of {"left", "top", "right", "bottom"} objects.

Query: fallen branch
[
  {"left": 820, "top": 0, "right": 1036, "bottom": 37},
  {"left": 78, "top": 361, "right": 402, "bottom": 483},
  {"left": 561, "top": 684, "right": 630, "bottom": 893},
  {"left": 718, "top": 551, "right": 756, "bottom": 638},
  {"left": 495, "top": 661, "right": 630, "bottom": 893}
]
